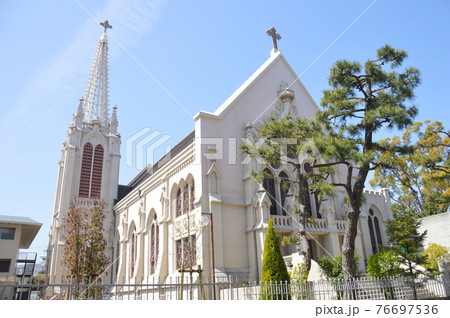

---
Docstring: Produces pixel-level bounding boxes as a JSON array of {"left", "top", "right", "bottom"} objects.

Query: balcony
[
  {"left": 335, "top": 220, "right": 348, "bottom": 232},
  {"left": 271, "top": 215, "right": 329, "bottom": 233},
  {"left": 306, "top": 218, "right": 328, "bottom": 233}
]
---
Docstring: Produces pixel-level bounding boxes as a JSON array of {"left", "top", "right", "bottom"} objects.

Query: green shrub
[{"left": 261, "top": 218, "right": 290, "bottom": 300}]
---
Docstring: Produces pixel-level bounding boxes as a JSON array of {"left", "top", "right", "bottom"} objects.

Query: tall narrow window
[
  {"left": 302, "top": 163, "right": 314, "bottom": 217},
  {"left": 279, "top": 171, "right": 290, "bottom": 216},
  {"left": 314, "top": 192, "right": 322, "bottom": 219},
  {"left": 262, "top": 169, "right": 277, "bottom": 215},
  {"left": 79, "top": 143, "right": 93, "bottom": 197},
  {"left": 130, "top": 232, "right": 136, "bottom": 277},
  {"left": 150, "top": 215, "right": 159, "bottom": 275},
  {"left": 176, "top": 239, "right": 183, "bottom": 269},
  {"left": 176, "top": 189, "right": 182, "bottom": 218},
  {"left": 374, "top": 215, "right": 383, "bottom": 247},
  {"left": 368, "top": 209, "right": 378, "bottom": 254},
  {"left": 90, "top": 144, "right": 104, "bottom": 199},
  {"left": 183, "top": 185, "right": 189, "bottom": 215},
  {"left": 190, "top": 182, "right": 195, "bottom": 211},
  {"left": 299, "top": 175, "right": 312, "bottom": 216}
]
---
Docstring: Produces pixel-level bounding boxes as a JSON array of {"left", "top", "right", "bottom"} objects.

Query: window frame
[{"left": 0, "top": 227, "right": 16, "bottom": 241}]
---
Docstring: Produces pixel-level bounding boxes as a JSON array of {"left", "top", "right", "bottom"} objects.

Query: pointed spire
[
  {"left": 82, "top": 20, "right": 112, "bottom": 127},
  {"left": 110, "top": 105, "right": 118, "bottom": 135}
]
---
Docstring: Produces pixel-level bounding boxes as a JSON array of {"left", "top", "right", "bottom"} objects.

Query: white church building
[{"left": 47, "top": 23, "right": 393, "bottom": 285}]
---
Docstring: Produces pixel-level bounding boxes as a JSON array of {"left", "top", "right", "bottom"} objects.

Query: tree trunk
[
  {"left": 342, "top": 168, "right": 368, "bottom": 283},
  {"left": 297, "top": 164, "right": 312, "bottom": 277},
  {"left": 341, "top": 207, "right": 359, "bottom": 281},
  {"left": 299, "top": 225, "right": 311, "bottom": 276}
]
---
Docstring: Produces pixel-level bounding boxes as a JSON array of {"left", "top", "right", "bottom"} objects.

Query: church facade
[{"left": 47, "top": 24, "right": 392, "bottom": 286}]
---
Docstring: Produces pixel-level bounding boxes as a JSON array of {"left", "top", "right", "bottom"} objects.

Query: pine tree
[
  {"left": 306, "top": 45, "right": 420, "bottom": 281},
  {"left": 261, "top": 218, "right": 290, "bottom": 299}
]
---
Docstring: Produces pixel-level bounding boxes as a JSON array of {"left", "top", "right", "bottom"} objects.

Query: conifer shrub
[{"left": 260, "top": 218, "right": 290, "bottom": 300}]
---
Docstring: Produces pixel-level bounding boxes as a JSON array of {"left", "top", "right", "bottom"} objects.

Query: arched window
[
  {"left": 79, "top": 143, "right": 93, "bottom": 197},
  {"left": 368, "top": 209, "right": 382, "bottom": 254},
  {"left": 262, "top": 169, "right": 277, "bottom": 215},
  {"left": 78, "top": 142, "right": 104, "bottom": 199},
  {"left": 279, "top": 171, "right": 290, "bottom": 216},
  {"left": 374, "top": 215, "right": 383, "bottom": 247},
  {"left": 150, "top": 215, "right": 159, "bottom": 275},
  {"left": 176, "top": 181, "right": 196, "bottom": 218},
  {"left": 176, "top": 189, "right": 182, "bottom": 218},
  {"left": 90, "top": 144, "right": 104, "bottom": 198}
]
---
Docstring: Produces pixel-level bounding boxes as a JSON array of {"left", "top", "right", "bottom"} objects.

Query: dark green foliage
[
  {"left": 261, "top": 218, "right": 290, "bottom": 299},
  {"left": 315, "top": 45, "right": 420, "bottom": 281},
  {"left": 385, "top": 204, "right": 427, "bottom": 277}
]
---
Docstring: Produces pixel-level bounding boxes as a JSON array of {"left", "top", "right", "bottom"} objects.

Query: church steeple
[
  {"left": 82, "top": 20, "right": 112, "bottom": 127},
  {"left": 47, "top": 20, "right": 120, "bottom": 285}
]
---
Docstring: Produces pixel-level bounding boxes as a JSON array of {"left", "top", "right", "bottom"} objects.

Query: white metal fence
[{"left": 1, "top": 274, "right": 449, "bottom": 300}]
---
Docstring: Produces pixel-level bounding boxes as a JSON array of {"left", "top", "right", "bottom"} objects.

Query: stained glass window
[
  {"left": 150, "top": 216, "right": 159, "bottom": 275},
  {"left": 176, "top": 239, "right": 183, "bottom": 269},
  {"left": 176, "top": 235, "right": 196, "bottom": 270},
  {"left": 176, "top": 189, "right": 182, "bottom": 217},
  {"left": 183, "top": 185, "right": 189, "bottom": 215},
  {"left": 131, "top": 232, "right": 136, "bottom": 277},
  {"left": 190, "top": 182, "right": 195, "bottom": 211}
]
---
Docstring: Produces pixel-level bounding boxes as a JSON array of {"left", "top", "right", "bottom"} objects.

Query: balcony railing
[
  {"left": 271, "top": 216, "right": 349, "bottom": 234},
  {"left": 306, "top": 218, "right": 328, "bottom": 232},
  {"left": 335, "top": 220, "right": 347, "bottom": 232},
  {"left": 271, "top": 215, "right": 292, "bottom": 230}
]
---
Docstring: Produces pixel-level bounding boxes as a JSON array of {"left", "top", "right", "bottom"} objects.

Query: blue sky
[{"left": 0, "top": 0, "right": 449, "bottom": 261}]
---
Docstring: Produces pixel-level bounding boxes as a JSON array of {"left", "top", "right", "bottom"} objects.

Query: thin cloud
[{"left": 0, "top": 0, "right": 164, "bottom": 136}]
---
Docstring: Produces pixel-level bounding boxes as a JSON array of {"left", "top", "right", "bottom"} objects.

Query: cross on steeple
[
  {"left": 266, "top": 27, "right": 281, "bottom": 51},
  {"left": 100, "top": 20, "right": 112, "bottom": 33}
]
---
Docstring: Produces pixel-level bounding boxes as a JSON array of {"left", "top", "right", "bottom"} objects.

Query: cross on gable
[
  {"left": 100, "top": 20, "right": 112, "bottom": 33},
  {"left": 266, "top": 27, "right": 281, "bottom": 51}
]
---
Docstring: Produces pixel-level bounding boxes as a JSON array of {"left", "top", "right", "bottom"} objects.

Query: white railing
[
  {"left": 336, "top": 220, "right": 347, "bottom": 232},
  {"left": 306, "top": 218, "right": 328, "bottom": 232},
  {"left": 271, "top": 215, "right": 292, "bottom": 229},
  {"left": 1, "top": 274, "right": 448, "bottom": 300}
]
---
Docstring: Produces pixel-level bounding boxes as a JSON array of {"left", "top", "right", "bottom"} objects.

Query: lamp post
[{"left": 201, "top": 212, "right": 216, "bottom": 299}]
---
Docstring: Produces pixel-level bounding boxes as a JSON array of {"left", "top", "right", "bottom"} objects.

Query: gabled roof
[{"left": 194, "top": 49, "right": 319, "bottom": 121}]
